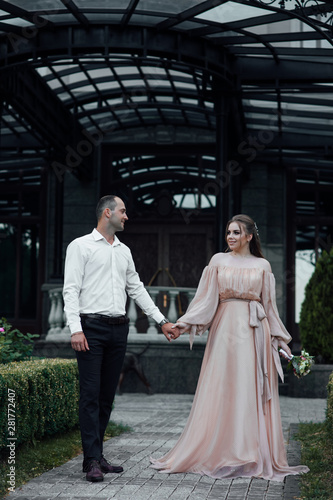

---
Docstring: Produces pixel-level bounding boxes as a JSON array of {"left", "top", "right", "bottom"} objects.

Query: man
[{"left": 63, "top": 195, "right": 178, "bottom": 482}]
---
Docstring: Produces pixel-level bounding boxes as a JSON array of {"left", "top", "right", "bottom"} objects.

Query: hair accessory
[{"left": 254, "top": 222, "right": 259, "bottom": 237}]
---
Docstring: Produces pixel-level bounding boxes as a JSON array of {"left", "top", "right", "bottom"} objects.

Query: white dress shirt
[{"left": 63, "top": 228, "right": 164, "bottom": 335}]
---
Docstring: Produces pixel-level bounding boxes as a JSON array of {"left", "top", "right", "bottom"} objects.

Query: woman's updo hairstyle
[{"left": 225, "top": 214, "right": 264, "bottom": 258}]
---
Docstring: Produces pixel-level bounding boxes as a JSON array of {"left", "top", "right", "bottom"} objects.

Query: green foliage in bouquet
[
  {"left": 299, "top": 248, "right": 333, "bottom": 363},
  {"left": 0, "top": 318, "right": 39, "bottom": 364}
]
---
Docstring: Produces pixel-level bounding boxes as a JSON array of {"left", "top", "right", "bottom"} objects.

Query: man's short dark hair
[{"left": 96, "top": 195, "right": 118, "bottom": 221}]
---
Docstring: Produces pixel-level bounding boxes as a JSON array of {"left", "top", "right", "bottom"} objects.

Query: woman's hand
[
  {"left": 171, "top": 321, "right": 190, "bottom": 339},
  {"left": 278, "top": 339, "right": 292, "bottom": 360}
]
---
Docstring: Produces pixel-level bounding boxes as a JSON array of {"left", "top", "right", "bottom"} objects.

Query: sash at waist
[{"left": 220, "top": 298, "right": 284, "bottom": 410}]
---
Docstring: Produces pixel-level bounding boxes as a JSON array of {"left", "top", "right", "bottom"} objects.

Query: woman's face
[{"left": 226, "top": 222, "right": 252, "bottom": 253}]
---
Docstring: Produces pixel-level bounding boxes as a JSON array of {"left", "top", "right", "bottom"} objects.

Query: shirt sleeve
[
  {"left": 63, "top": 240, "right": 85, "bottom": 335},
  {"left": 177, "top": 265, "right": 220, "bottom": 348},
  {"left": 125, "top": 251, "right": 164, "bottom": 325},
  {"left": 261, "top": 270, "right": 292, "bottom": 344}
]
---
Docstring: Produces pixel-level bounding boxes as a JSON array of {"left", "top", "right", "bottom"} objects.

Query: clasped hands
[{"left": 161, "top": 321, "right": 188, "bottom": 342}]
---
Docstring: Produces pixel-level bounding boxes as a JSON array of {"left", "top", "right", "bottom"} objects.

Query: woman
[{"left": 150, "top": 214, "right": 309, "bottom": 481}]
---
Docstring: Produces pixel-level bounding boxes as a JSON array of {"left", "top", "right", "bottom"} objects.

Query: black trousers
[{"left": 76, "top": 317, "right": 129, "bottom": 468}]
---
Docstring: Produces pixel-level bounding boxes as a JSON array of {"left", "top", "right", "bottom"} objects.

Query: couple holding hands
[{"left": 63, "top": 195, "right": 308, "bottom": 482}]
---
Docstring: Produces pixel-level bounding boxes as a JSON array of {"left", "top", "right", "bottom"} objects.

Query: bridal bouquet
[{"left": 279, "top": 348, "right": 315, "bottom": 378}]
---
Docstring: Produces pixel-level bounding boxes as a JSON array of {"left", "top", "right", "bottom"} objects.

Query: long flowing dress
[{"left": 150, "top": 265, "right": 309, "bottom": 481}]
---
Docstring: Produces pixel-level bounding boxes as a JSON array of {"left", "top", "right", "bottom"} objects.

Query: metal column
[{"left": 214, "top": 87, "right": 230, "bottom": 252}]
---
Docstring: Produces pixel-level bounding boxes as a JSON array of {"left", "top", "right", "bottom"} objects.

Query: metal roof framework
[{"left": 1, "top": 0, "right": 333, "bottom": 213}]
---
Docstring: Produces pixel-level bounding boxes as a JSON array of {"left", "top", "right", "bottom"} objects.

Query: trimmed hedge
[
  {"left": 0, "top": 359, "right": 79, "bottom": 451},
  {"left": 327, "top": 372, "right": 333, "bottom": 443}
]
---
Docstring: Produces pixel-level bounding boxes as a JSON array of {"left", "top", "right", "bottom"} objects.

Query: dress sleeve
[
  {"left": 261, "top": 270, "right": 292, "bottom": 344},
  {"left": 177, "top": 265, "right": 220, "bottom": 349}
]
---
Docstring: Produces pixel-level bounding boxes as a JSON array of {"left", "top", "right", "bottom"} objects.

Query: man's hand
[
  {"left": 71, "top": 331, "right": 89, "bottom": 352},
  {"left": 170, "top": 325, "right": 181, "bottom": 340},
  {"left": 161, "top": 323, "right": 180, "bottom": 342}
]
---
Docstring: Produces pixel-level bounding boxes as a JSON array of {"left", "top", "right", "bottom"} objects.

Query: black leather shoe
[
  {"left": 100, "top": 456, "right": 123, "bottom": 474},
  {"left": 85, "top": 460, "right": 104, "bottom": 482}
]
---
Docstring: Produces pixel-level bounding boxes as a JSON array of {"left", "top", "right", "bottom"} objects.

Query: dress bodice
[
  {"left": 217, "top": 266, "right": 263, "bottom": 302},
  {"left": 177, "top": 264, "right": 291, "bottom": 349}
]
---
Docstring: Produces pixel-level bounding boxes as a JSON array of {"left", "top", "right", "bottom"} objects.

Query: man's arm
[
  {"left": 125, "top": 251, "right": 179, "bottom": 341},
  {"left": 63, "top": 241, "right": 89, "bottom": 351}
]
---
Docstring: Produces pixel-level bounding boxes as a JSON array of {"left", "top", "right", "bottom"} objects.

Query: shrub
[
  {"left": 0, "top": 359, "right": 79, "bottom": 451},
  {"left": 326, "top": 372, "right": 333, "bottom": 443},
  {"left": 299, "top": 249, "right": 333, "bottom": 363},
  {"left": 0, "top": 318, "right": 39, "bottom": 364}
]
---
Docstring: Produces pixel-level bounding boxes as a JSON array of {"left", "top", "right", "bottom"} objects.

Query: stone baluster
[
  {"left": 45, "top": 288, "right": 64, "bottom": 340},
  {"left": 43, "top": 285, "right": 199, "bottom": 343},
  {"left": 54, "top": 291, "right": 64, "bottom": 331},
  {"left": 128, "top": 297, "right": 138, "bottom": 334},
  {"left": 167, "top": 289, "right": 179, "bottom": 324},
  {"left": 47, "top": 290, "right": 57, "bottom": 337},
  {"left": 147, "top": 289, "right": 159, "bottom": 335}
]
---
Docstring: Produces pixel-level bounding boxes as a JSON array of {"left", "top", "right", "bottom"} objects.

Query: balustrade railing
[{"left": 43, "top": 285, "right": 208, "bottom": 345}]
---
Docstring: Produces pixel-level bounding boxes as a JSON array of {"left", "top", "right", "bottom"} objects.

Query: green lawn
[{"left": 296, "top": 422, "right": 333, "bottom": 500}]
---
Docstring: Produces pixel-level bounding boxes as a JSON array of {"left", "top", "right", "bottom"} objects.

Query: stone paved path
[{"left": 6, "top": 394, "right": 327, "bottom": 500}]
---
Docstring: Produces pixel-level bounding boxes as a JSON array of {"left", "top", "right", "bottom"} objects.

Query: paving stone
[
  {"left": 147, "top": 487, "right": 177, "bottom": 500},
  {"left": 4, "top": 394, "right": 327, "bottom": 500}
]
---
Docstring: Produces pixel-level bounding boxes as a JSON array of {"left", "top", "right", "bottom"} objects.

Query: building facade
[{"left": 1, "top": 2, "right": 333, "bottom": 371}]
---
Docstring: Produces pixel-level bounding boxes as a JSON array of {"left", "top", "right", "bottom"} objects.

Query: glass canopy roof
[{"left": 0, "top": 0, "right": 333, "bottom": 205}]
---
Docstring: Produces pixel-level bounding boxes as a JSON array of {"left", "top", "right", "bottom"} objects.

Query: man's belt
[{"left": 80, "top": 313, "right": 129, "bottom": 325}]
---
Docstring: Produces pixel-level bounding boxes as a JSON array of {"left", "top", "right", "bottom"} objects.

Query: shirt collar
[{"left": 92, "top": 228, "right": 122, "bottom": 246}]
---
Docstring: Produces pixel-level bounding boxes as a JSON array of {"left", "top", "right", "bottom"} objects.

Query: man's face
[{"left": 109, "top": 198, "right": 128, "bottom": 232}]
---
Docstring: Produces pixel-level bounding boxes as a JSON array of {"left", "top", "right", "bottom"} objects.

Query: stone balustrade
[{"left": 43, "top": 285, "right": 208, "bottom": 345}]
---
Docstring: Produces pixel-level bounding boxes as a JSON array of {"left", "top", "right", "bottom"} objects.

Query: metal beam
[
  {"left": 225, "top": 0, "right": 333, "bottom": 32},
  {"left": 0, "top": 22, "right": 22, "bottom": 35},
  {"left": 248, "top": 117, "right": 332, "bottom": 133},
  {"left": 156, "top": 0, "right": 228, "bottom": 31},
  {"left": 0, "top": 0, "right": 52, "bottom": 28},
  {"left": 230, "top": 46, "right": 333, "bottom": 56},
  {"left": 247, "top": 132, "right": 333, "bottom": 150},
  {"left": 214, "top": 29, "right": 329, "bottom": 45},
  {"left": 0, "top": 26, "right": 234, "bottom": 86},
  {"left": 0, "top": 67, "right": 92, "bottom": 179},
  {"left": 242, "top": 92, "right": 333, "bottom": 107},
  {"left": 60, "top": 0, "right": 90, "bottom": 28},
  {"left": 243, "top": 104, "right": 332, "bottom": 121},
  {"left": 214, "top": 83, "right": 230, "bottom": 252},
  {"left": 184, "top": 15, "right": 279, "bottom": 62},
  {"left": 223, "top": 0, "right": 333, "bottom": 49},
  {"left": 235, "top": 56, "right": 333, "bottom": 82},
  {"left": 121, "top": 0, "right": 140, "bottom": 27}
]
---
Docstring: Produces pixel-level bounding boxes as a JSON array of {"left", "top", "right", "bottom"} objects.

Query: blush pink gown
[{"left": 150, "top": 265, "right": 309, "bottom": 481}]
